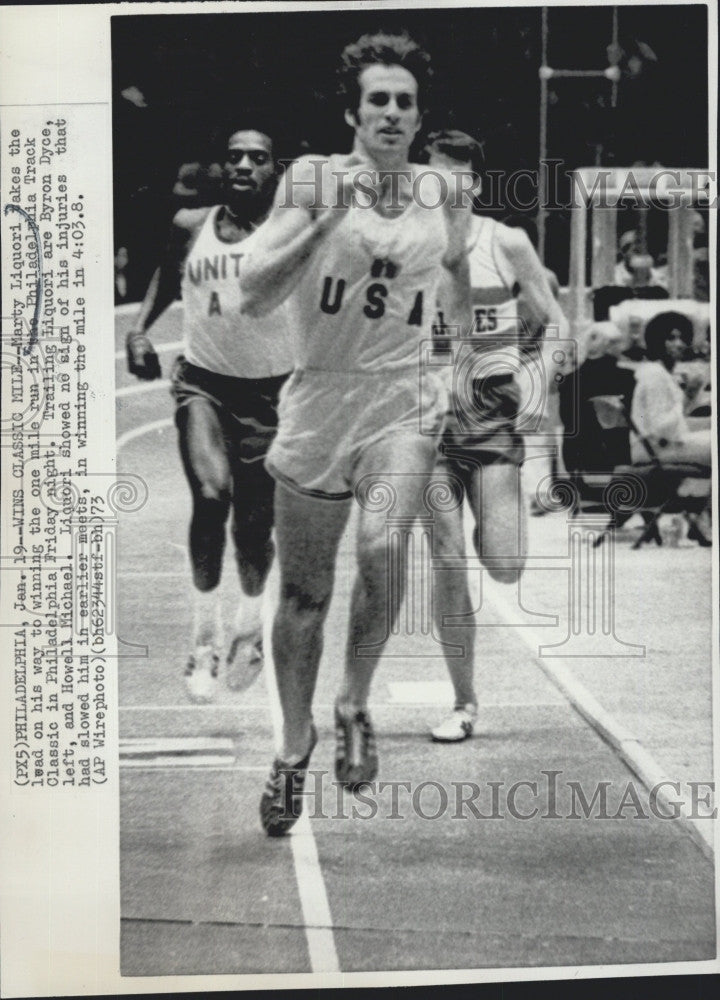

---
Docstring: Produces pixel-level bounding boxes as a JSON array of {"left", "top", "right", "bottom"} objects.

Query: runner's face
[
  {"left": 223, "top": 131, "right": 275, "bottom": 204},
  {"left": 350, "top": 65, "right": 421, "bottom": 157}
]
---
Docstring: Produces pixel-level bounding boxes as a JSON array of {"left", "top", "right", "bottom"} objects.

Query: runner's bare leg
[{"left": 272, "top": 482, "right": 351, "bottom": 761}]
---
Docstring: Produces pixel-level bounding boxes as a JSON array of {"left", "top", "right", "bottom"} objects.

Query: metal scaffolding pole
[{"left": 537, "top": 6, "right": 620, "bottom": 264}]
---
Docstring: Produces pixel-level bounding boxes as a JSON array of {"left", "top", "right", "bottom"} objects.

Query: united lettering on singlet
[
  {"left": 287, "top": 159, "right": 449, "bottom": 374},
  {"left": 182, "top": 206, "right": 292, "bottom": 378}
]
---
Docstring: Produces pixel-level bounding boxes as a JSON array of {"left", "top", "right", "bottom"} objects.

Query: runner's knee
[
  {"left": 279, "top": 581, "right": 332, "bottom": 623},
  {"left": 473, "top": 527, "right": 526, "bottom": 582}
]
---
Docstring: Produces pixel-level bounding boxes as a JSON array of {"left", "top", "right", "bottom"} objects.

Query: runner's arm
[
  {"left": 502, "top": 228, "right": 570, "bottom": 390},
  {"left": 502, "top": 228, "right": 568, "bottom": 339},
  {"left": 439, "top": 175, "right": 473, "bottom": 338},
  {"left": 240, "top": 158, "right": 347, "bottom": 317},
  {"left": 125, "top": 209, "right": 200, "bottom": 380}
]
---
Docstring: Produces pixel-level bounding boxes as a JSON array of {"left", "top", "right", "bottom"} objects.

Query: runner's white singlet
[
  {"left": 182, "top": 206, "right": 292, "bottom": 378},
  {"left": 288, "top": 160, "right": 449, "bottom": 373},
  {"left": 466, "top": 215, "right": 519, "bottom": 339}
]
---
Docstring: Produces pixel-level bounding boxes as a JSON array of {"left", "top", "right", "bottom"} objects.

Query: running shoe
[
  {"left": 334, "top": 703, "right": 378, "bottom": 790},
  {"left": 226, "top": 628, "right": 264, "bottom": 692},
  {"left": 431, "top": 703, "right": 478, "bottom": 743},
  {"left": 260, "top": 725, "right": 318, "bottom": 837},
  {"left": 184, "top": 645, "right": 219, "bottom": 704}
]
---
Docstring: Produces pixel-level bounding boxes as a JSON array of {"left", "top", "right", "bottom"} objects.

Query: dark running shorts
[
  {"left": 439, "top": 372, "right": 525, "bottom": 469},
  {"left": 170, "top": 356, "right": 290, "bottom": 465}
]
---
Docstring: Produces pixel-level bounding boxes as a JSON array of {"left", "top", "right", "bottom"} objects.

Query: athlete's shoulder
[
  {"left": 494, "top": 221, "right": 533, "bottom": 254},
  {"left": 494, "top": 223, "right": 541, "bottom": 278},
  {"left": 172, "top": 205, "right": 213, "bottom": 234},
  {"left": 275, "top": 155, "right": 332, "bottom": 212}
]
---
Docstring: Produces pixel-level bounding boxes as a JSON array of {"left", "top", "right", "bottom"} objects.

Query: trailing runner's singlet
[
  {"left": 182, "top": 206, "right": 292, "bottom": 379},
  {"left": 465, "top": 215, "right": 520, "bottom": 341}
]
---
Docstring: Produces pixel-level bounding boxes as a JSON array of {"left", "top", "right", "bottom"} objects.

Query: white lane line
[
  {"left": 115, "top": 302, "right": 146, "bottom": 318},
  {"left": 122, "top": 757, "right": 235, "bottom": 769},
  {"left": 117, "top": 379, "right": 171, "bottom": 398},
  {"left": 121, "top": 764, "right": 268, "bottom": 773},
  {"left": 116, "top": 411, "right": 339, "bottom": 970},
  {"left": 117, "top": 417, "right": 173, "bottom": 452},
  {"left": 121, "top": 736, "right": 235, "bottom": 753},
  {"left": 481, "top": 573, "right": 715, "bottom": 861},
  {"left": 118, "top": 572, "right": 184, "bottom": 578},
  {"left": 261, "top": 579, "right": 340, "bottom": 975},
  {"left": 115, "top": 339, "right": 183, "bottom": 361},
  {"left": 120, "top": 701, "right": 568, "bottom": 713},
  {"left": 121, "top": 705, "right": 267, "bottom": 712}
]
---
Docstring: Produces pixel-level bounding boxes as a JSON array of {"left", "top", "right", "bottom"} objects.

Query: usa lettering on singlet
[
  {"left": 287, "top": 159, "right": 449, "bottom": 374},
  {"left": 182, "top": 206, "right": 292, "bottom": 378}
]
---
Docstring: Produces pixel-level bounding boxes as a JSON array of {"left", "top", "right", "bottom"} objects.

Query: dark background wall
[{"left": 112, "top": 4, "right": 709, "bottom": 290}]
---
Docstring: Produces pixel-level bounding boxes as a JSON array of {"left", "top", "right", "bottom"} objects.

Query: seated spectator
[
  {"left": 675, "top": 356, "right": 712, "bottom": 421},
  {"left": 630, "top": 311, "right": 711, "bottom": 470},
  {"left": 594, "top": 234, "right": 670, "bottom": 323},
  {"left": 613, "top": 230, "right": 668, "bottom": 289},
  {"left": 559, "top": 321, "right": 635, "bottom": 475},
  {"left": 674, "top": 321, "right": 712, "bottom": 422},
  {"left": 697, "top": 322, "right": 711, "bottom": 361},
  {"left": 608, "top": 297, "right": 710, "bottom": 359},
  {"left": 613, "top": 230, "right": 638, "bottom": 286}
]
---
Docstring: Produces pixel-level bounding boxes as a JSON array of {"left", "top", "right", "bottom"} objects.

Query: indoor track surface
[{"left": 115, "top": 305, "right": 716, "bottom": 976}]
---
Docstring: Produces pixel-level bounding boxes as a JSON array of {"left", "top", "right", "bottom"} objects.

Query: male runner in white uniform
[
  {"left": 239, "top": 33, "right": 472, "bottom": 835},
  {"left": 426, "top": 130, "right": 568, "bottom": 742},
  {"left": 126, "top": 128, "right": 292, "bottom": 703}
]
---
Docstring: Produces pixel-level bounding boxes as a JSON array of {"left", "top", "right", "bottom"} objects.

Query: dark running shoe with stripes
[
  {"left": 334, "top": 703, "right": 378, "bottom": 791},
  {"left": 260, "top": 725, "right": 318, "bottom": 837}
]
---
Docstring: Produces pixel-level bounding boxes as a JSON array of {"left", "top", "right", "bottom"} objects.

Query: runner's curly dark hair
[{"left": 338, "top": 32, "right": 433, "bottom": 116}]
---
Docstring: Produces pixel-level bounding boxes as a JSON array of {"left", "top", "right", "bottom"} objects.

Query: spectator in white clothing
[{"left": 631, "top": 311, "right": 711, "bottom": 470}]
